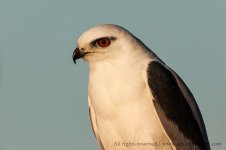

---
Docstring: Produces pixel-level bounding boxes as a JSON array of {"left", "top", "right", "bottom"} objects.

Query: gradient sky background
[{"left": 0, "top": 0, "right": 225, "bottom": 150}]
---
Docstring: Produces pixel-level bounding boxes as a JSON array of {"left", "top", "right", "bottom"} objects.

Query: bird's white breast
[{"left": 88, "top": 57, "right": 173, "bottom": 150}]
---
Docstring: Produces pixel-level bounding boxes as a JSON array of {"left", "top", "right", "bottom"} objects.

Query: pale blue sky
[{"left": 0, "top": 0, "right": 225, "bottom": 150}]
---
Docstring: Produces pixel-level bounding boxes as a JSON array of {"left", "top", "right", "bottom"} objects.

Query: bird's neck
[{"left": 88, "top": 50, "right": 151, "bottom": 73}]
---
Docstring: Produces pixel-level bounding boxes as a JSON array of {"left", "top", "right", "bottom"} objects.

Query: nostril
[{"left": 81, "top": 48, "right": 84, "bottom": 51}]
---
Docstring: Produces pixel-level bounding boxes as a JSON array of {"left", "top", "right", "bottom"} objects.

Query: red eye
[{"left": 98, "top": 38, "right": 110, "bottom": 47}]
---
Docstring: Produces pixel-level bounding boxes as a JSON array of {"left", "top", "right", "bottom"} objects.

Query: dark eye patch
[{"left": 91, "top": 37, "right": 116, "bottom": 47}]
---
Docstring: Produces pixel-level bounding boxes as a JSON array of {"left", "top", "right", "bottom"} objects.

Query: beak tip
[
  {"left": 72, "top": 48, "right": 81, "bottom": 64},
  {"left": 72, "top": 47, "right": 84, "bottom": 64},
  {"left": 72, "top": 55, "right": 76, "bottom": 64}
]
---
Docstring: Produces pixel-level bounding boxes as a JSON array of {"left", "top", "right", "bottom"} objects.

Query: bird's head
[{"left": 72, "top": 24, "right": 146, "bottom": 64}]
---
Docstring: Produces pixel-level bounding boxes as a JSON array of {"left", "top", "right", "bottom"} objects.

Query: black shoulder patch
[{"left": 147, "top": 61, "right": 209, "bottom": 150}]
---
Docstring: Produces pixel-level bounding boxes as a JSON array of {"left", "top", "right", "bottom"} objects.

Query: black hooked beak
[{"left": 72, "top": 47, "right": 85, "bottom": 64}]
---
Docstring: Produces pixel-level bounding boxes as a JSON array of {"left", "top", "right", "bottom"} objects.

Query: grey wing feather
[
  {"left": 147, "top": 61, "right": 210, "bottom": 150},
  {"left": 166, "top": 65, "right": 209, "bottom": 142}
]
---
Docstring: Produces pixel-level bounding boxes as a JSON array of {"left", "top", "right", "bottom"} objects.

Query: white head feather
[{"left": 76, "top": 24, "right": 156, "bottom": 64}]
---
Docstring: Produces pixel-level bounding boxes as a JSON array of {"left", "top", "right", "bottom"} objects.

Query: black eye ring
[
  {"left": 98, "top": 38, "right": 110, "bottom": 47},
  {"left": 91, "top": 37, "right": 116, "bottom": 48}
]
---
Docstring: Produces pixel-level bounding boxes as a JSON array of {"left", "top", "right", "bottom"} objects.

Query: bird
[{"left": 72, "top": 24, "right": 210, "bottom": 150}]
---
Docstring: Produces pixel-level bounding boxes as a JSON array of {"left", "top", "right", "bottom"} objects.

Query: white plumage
[{"left": 72, "top": 24, "right": 210, "bottom": 150}]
